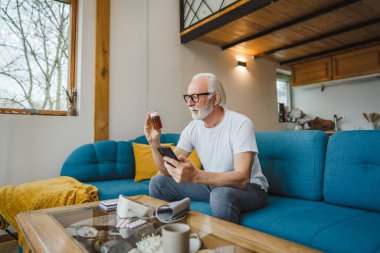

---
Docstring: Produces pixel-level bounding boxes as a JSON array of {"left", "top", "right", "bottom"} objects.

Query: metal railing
[{"left": 180, "top": 0, "right": 241, "bottom": 31}]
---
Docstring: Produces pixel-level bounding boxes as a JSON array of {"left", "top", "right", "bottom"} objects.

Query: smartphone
[{"left": 157, "top": 146, "right": 179, "bottom": 167}]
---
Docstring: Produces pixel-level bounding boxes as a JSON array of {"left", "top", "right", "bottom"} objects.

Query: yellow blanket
[{"left": 0, "top": 176, "right": 98, "bottom": 245}]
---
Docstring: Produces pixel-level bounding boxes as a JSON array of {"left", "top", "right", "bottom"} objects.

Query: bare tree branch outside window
[{"left": 0, "top": 0, "right": 70, "bottom": 111}]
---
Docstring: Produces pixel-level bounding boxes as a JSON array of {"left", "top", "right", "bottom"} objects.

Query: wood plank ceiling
[{"left": 180, "top": 0, "right": 380, "bottom": 66}]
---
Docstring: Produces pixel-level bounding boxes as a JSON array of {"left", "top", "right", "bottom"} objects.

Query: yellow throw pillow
[
  {"left": 189, "top": 149, "right": 202, "bottom": 170},
  {"left": 133, "top": 143, "right": 172, "bottom": 182},
  {"left": 169, "top": 146, "right": 202, "bottom": 170}
]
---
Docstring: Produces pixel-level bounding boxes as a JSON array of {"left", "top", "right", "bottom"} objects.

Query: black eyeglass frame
[{"left": 183, "top": 92, "right": 215, "bottom": 103}]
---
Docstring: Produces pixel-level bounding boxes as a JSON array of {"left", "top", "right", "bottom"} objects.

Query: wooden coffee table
[{"left": 16, "top": 195, "right": 320, "bottom": 253}]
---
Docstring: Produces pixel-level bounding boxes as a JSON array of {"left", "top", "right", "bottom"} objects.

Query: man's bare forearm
[{"left": 193, "top": 170, "right": 250, "bottom": 189}]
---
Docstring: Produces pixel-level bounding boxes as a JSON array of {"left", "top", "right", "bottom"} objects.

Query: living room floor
[{"left": 0, "top": 240, "right": 18, "bottom": 253}]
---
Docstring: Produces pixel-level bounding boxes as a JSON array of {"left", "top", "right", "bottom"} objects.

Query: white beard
[{"left": 189, "top": 100, "right": 214, "bottom": 120}]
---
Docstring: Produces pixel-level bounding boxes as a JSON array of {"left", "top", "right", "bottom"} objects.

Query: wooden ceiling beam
[
  {"left": 254, "top": 17, "right": 380, "bottom": 59},
  {"left": 222, "top": 0, "right": 362, "bottom": 51},
  {"left": 280, "top": 36, "right": 380, "bottom": 65}
]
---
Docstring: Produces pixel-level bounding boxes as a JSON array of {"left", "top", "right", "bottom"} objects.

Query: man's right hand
[{"left": 144, "top": 112, "right": 161, "bottom": 145}]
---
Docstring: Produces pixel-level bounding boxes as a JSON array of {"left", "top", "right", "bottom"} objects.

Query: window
[
  {"left": 0, "top": 0, "right": 77, "bottom": 116},
  {"left": 276, "top": 72, "right": 292, "bottom": 113}
]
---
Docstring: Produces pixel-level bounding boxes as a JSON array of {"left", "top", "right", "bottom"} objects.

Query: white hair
[{"left": 191, "top": 73, "right": 226, "bottom": 106}]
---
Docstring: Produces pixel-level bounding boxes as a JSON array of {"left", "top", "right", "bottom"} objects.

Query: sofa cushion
[
  {"left": 133, "top": 133, "right": 180, "bottom": 145},
  {"left": 61, "top": 141, "right": 135, "bottom": 182},
  {"left": 87, "top": 179, "right": 150, "bottom": 200},
  {"left": 60, "top": 134, "right": 181, "bottom": 183},
  {"left": 190, "top": 201, "right": 211, "bottom": 216},
  {"left": 256, "top": 131, "right": 328, "bottom": 200},
  {"left": 133, "top": 143, "right": 173, "bottom": 182},
  {"left": 240, "top": 196, "right": 380, "bottom": 253},
  {"left": 324, "top": 130, "right": 380, "bottom": 213}
]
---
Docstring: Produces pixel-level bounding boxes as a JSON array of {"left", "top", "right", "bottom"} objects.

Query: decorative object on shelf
[
  {"left": 333, "top": 114, "right": 344, "bottom": 132},
  {"left": 65, "top": 88, "right": 78, "bottom": 116},
  {"left": 363, "top": 112, "right": 379, "bottom": 130},
  {"left": 304, "top": 117, "right": 334, "bottom": 131},
  {"left": 289, "top": 108, "right": 307, "bottom": 130},
  {"left": 278, "top": 103, "right": 286, "bottom": 122},
  {"left": 294, "top": 123, "right": 303, "bottom": 130},
  {"left": 290, "top": 108, "right": 304, "bottom": 122}
]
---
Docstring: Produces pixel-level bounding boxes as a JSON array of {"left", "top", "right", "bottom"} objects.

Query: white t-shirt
[{"left": 177, "top": 108, "right": 269, "bottom": 191}]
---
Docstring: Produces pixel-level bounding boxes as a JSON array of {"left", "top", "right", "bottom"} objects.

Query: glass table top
[
  {"left": 45, "top": 199, "right": 283, "bottom": 253},
  {"left": 49, "top": 206, "right": 162, "bottom": 253}
]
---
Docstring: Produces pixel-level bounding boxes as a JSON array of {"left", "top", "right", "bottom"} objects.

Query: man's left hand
[{"left": 163, "top": 155, "right": 199, "bottom": 183}]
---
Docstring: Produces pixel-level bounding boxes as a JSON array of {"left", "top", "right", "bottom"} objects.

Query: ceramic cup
[
  {"left": 162, "top": 223, "right": 190, "bottom": 253},
  {"left": 116, "top": 195, "right": 129, "bottom": 218}
]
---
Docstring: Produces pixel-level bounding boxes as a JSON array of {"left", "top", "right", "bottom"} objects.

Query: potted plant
[
  {"left": 363, "top": 112, "right": 379, "bottom": 130},
  {"left": 65, "top": 88, "right": 77, "bottom": 116}
]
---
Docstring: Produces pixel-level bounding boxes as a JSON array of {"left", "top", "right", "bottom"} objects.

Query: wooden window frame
[
  {"left": 276, "top": 72, "right": 292, "bottom": 111},
  {"left": 0, "top": 0, "right": 78, "bottom": 116}
]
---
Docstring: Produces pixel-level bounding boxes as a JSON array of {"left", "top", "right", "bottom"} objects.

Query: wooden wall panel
[
  {"left": 94, "top": 0, "right": 110, "bottom": 141},
  {"left": 291, "top": 57, "right": 332, "bottom": 86},
  {"left": 332, "top": 44, "right": 380, "bottom": 79}
]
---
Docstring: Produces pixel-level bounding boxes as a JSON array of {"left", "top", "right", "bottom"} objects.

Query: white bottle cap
[{"left": 150, "top": 111, "right": 159, "bottom": 117}]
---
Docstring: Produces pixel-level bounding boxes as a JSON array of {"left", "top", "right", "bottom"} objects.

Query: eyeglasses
[{"left": 183, "top": 92, "right": 214, "bottom": 103}]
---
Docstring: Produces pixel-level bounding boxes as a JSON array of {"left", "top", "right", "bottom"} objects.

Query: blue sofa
[{"left": 61, "top": 130, "right": 380, "bottom": 253}]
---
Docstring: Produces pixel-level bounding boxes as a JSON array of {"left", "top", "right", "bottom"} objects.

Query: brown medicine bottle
[{"left": 150, "top": 111, "right": 162, "bottom": 130}]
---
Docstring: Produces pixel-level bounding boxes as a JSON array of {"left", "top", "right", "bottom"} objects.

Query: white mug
[
  {"left": 162, "top": 223, "right": 190, "bottom": 253},
  {"left": 117, "top": 195, "right": 130, "bottom": 218}
]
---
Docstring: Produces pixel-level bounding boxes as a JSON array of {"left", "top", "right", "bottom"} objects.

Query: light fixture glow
[{"left": 237, "top": 61, "right": 247, "bottom": 67}]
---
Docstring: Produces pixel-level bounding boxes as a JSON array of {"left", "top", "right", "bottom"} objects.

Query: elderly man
[{"left": 145, "top": 73, "right": 268, "bottom": 224}]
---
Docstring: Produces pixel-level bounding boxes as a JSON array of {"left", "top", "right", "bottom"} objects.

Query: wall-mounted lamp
[{"left": 237, "top": 61, "right": 247, "bottom": 68}]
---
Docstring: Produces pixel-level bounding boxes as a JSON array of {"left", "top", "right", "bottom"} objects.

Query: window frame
[
  {"left": 0, "top": 0, "right": 78, "bottom": 116},
  {"left": 276, "top": 71, "right": 292, "bottom": 112}
]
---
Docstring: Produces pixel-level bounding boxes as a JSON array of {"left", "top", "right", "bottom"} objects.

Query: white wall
[
  {"left": 0, "top": 0, "right": 280, "bottom": 187},
  {"left": 0, "top": 0, "right": 96, "bottom": 186},
  {"left": 293, "top": 77, "right": 380, "bottom": 130},
  {"left": 110, "top": 0, "right": 281, "bottom": 141}
]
